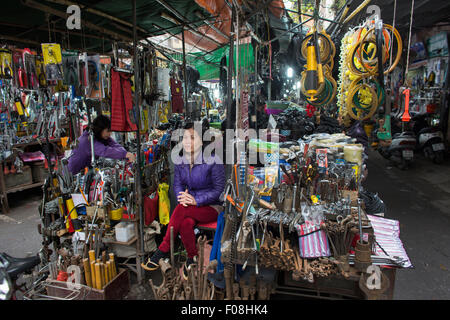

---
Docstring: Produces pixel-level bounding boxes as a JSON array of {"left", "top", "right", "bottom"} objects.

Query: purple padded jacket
[
  {"left": 173, "top": 153, "right": 225, "bottom": 207},
  {"left": 68, "top": 130, "right": 127, "bottom": 174}
]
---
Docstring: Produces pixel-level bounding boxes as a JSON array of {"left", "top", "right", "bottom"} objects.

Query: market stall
[{"left": 3, "top": 0, "right": 448, "bottom": 301}]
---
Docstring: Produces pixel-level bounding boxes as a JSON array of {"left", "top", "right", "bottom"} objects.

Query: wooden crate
[
  {"left": 45, "top": 268, "right": 130, "bottom": 300},
  {"left": 30, "top": 161, "right": 47, "bottom": 183}
]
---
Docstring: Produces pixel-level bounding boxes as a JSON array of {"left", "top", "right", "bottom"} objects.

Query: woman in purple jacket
[
  {"left": 142, "top": 120, "right": 225, "bottom": 279},
  {"left": 68, "top": 115, "right": 136, "bottom": 174}
]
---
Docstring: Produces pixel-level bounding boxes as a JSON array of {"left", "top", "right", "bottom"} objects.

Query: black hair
[
  {"left": 182, "top": 119, "right": 213, "bottom": 152},
  {"left": 92, "top": 115, "right": 111, "bottom": 142}
]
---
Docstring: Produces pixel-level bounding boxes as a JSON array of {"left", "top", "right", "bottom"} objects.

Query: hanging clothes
[
  {"left": 170, "top": 77, "right": 184, "bottom": 114},
  {"left": 110, "top": 68, "right": 137, "bottom": 132},
  {"left": 209, "top": 211, "right": 225, "bottom": 273}
]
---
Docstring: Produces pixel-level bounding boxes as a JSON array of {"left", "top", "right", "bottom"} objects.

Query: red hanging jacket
[{"left": 111, "top": 69, "right": 137, "bottom": 132}]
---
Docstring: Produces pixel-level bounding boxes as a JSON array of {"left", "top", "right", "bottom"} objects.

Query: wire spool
[
  {"left": 301, "top": 31, "right": 335, "bottom": 66},
  {"left": 301, "top": 74, "right": 336, "bottom": 107},
  {"left": 350, "top": 24, "right": 402, "bottom": 76},
  {"left": 346, "top": 79, "right": 379, "bottom": 121}
]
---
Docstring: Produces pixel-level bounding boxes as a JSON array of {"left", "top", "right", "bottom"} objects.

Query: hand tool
[
  {"left": 232, "top": 283, "right": 241, "bottom": 300},
  {"left": 82, "top": 258, "right": 92, "bottom": 287},
  {"left": 170, "top": 226, "right": 175, "bottom": 269},
  {"left": 197, "top": 235, "right": 207, "bottom": 298},
  {"left": 149, "top": 279, "right": 159, "bottom": 300},
  {"left": 106, "top": 260, "right": 112, "bottom": 283},
  {"left": 201, "top": 259, "right": 217, "bottom": 300},
  {"left": 94, "top": 262, "right": 102, "bottom": 289},
  {"left": 223, "top": 267, "right": 233, "bottom": 300},
  {"left": 185, "top": 286, "right": 192, "bottom": 300},
  {"left": 188, "top": 265, "right": 198, "bottom": 300}
]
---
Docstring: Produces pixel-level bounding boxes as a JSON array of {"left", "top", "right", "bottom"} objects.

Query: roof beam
[
  {"left": 194, "top": 11, "right": 230, "bottom": 40},
  {"left": 155, "top": 0, "right": 223, "bottom": 47},
  {"left": 43, "top": 0, "right": 149, "bottom": 34},
  {"left": 21, "top": 0, "right": 132, "bottom": 42}
]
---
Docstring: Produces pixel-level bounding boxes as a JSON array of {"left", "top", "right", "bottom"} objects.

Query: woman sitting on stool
[{"left": 142, "top": 120, "right": 225, "bottom": 279}]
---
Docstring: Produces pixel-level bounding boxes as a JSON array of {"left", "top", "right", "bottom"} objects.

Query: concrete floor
[
  {"left": 364, "top": 150, "right": 450, "bottom": 300},
  {"left": 1, "top": 150, "right": 449, "bottom": 299}
]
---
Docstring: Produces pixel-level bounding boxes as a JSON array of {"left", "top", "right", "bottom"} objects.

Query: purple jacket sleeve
[
  {"left": 193, "top": 163, "right": 225, "bottom": 207},
  {"left": 173, "top": 165, "right": 185, "bottom": 201},
  {"left": 94, "top": 138, "right": 127, "bottom": 159}
]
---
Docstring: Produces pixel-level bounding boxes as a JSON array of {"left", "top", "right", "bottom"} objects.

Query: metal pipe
[
  {"left": 195, "top": 11, "right": 230, "bottom": 40},
  {"left": 260, "top": 18, "right": 313, "bottom": 47},
  {"left": 156, "top": 0, "right": 223, "bottom": 46},
  {"left": 357, "top": 198, "right": 363, "bottom": 244},
  {"left": 181, "top": 27, "right": 188, "bottom": 116},
  {"left": 132, "top": 0, "right": 145, "bottom": 284},
  {"left": 277, "top": 5, "right": 341, "bottom": 26}
]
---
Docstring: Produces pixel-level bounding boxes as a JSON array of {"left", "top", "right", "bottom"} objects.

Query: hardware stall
[
  {"left": 3, "top": 0, "right": 445, "bottom": 301},
  {"left": 145, "top": 0, "right": 415, "bottom": 301},
  {"left": 0, "top": 0, "right": 226, "bottom": 300}
]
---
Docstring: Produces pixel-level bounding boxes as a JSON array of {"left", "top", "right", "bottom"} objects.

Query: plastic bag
[
  {"left": 158, "top": 183, "right": 170, "bottom": 225},
  {"left": 144, "top": 191, "right": 159, "bottom": 226}
]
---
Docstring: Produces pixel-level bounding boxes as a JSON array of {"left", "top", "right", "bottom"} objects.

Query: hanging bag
[{"left": 157, "top": 183, "right": 170, "bottom": 225}]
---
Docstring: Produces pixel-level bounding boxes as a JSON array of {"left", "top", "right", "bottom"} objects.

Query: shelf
[
  {"left": 12, "top": 138, "right": 61, "bottom": 149},
  {"left": 5, "top": 181, "right": 44, "bottom": 194}
]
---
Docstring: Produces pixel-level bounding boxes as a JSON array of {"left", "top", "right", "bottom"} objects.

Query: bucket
[{"left": 109, "top": 208, "right": 123, "bottom": 221}]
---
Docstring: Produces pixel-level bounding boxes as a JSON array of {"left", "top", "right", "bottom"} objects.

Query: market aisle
[
  {"left": 0, "top": 187, "right": 42, "bottom": 257},
  {"left": 365, "top": 150, "right": 450, "bottom": 300}
]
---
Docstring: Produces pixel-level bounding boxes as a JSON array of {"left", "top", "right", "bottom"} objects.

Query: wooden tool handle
[
  {"left": 109, "top": 253, "right": 117, "bottom": 277},
  {"left": 88, "top": 250, "right": 95, "bottom": 263},
  {"left": 83, "top": 258, "right": 92, "bottom": 287},
  {"left": 94, "top": 263, "right": 102, "bottom": 290}
]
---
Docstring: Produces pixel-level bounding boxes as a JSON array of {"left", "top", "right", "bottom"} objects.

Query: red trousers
[{"left": 159, "top": 204, "right": 218, "bottom": 258}]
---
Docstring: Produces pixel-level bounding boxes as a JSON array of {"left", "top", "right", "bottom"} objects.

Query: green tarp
[{"left": 170, "top": 43, "right": 255, "bottom": 80}]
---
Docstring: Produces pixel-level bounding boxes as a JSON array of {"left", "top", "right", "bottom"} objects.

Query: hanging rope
[{"left": 404, "top": 0, "right": 415, "bottom": 83}]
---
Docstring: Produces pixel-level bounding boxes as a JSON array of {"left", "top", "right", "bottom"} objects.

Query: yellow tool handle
[
  {"left": 83, "top": 258, "right": 92, "bottom": 287},
  {"left": 94, "top": 263, "right": 102, "bottom": 290},
  {"left": 100, "top": 263, "right": 106, "bottom": 288},
  {"left": 88, "top": 250, "right": 95, "bottom": 264},
  {"left": 90, "top": 261, "right": 96, "bottom": 288},
  {"left": 65, "top": 197, "right": 82, "bottom": 231},
  {"left": 14, "top": 99, "right": 25, "bottom": 116},
  {"left": 317, "top": 63, "right": 324, "bottom": 85},
  {"left": 305, "top": 44, "right": 318, "bottom": 96},
  {"left": 109, "top": 253, "right": 117, "bottom": 278},
  {"left": 106, "top": 261, "right": 111, "bottom": 284},
  {"left": 101, "top": 251, "right": 107, "bottom": 264}
]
